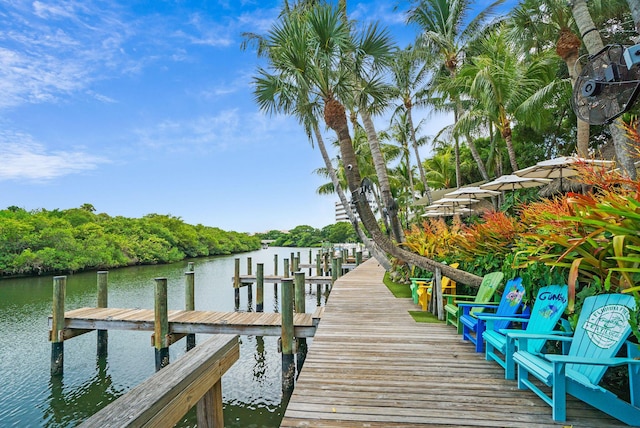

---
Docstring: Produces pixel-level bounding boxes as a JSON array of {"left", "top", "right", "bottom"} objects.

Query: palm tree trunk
[
  {"left": 465, "top": 134, "right": 490, "bottom": 180},
  {"left": 503, "top": 125, "right": 519, "bottom": 172},
  {"left": 360, "top": 110, "right": 405, "bottom": 243},
  {"left": 324, "top": 98, "right": 483, "bottom": 286},
  {"left": 571, "top": 0, "right": 637, "bottom": 178},
  {"left": 312, "top": 124, "right": 391, "bottom": 269},
  {"left": 407, "top": 106, "right": 433, "bottom": 203}
]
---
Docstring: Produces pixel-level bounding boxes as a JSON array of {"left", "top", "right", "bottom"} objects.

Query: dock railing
[{"left": 78, "top": 334, "right": 240, "bottom": 428}]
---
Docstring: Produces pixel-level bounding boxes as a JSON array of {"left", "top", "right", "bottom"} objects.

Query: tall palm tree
[
  {"left": 251, "top": 6, "right": 391, "bottom": 267},
  {"left": 508, "top": 0, "right": 590, "bottom": 157},
  {"left": 406, "top": 0, "right": 503, "bottom": 186},
  {"left": 388, "top": 45, "right": 433, "bottom": 203},
  {"left": 452, "top": 26, "right": 558, "bottom": 172},
  {"left": 260, "top": 4, "right": 482, "bottom": 285}
]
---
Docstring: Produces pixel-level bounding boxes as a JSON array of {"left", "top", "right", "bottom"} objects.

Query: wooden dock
[
  {"left": 235, "top": 274, "right": 332, "bottom": 285},
  {"left": 281, "top": 259, "right": 627, "bottom": 427},
  {"left": 50, "top": 307, "right": 323, "bottom": 339}
]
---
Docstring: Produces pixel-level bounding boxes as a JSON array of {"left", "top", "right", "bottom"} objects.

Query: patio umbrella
[
  {"left": 422, "top": 207, "right": 473, "bottom": 217},
  {"left": 444, "top": 186, "right": 500, "bottom": 209},
  {"left": 514, "top": 156, "right": 614, "bottom": 187},
  {"left": 480, "top": 175, "right": 552, "bottom": 192}
]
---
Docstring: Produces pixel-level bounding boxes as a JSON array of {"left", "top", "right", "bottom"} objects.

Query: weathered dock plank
[
  {"left": 49, "top": 308, "right": 319, "bottom": 338},
  {"left": 280, "top": 259, "right": 627, "bottom": 427}
]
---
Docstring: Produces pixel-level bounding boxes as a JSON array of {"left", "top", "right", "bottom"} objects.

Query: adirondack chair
[
  {"left": 459, "top": 277, "right": 526, "bottom": 352},
  {"left": 482, "top": 284, "right": 569, "bottom": 379},
  {"left": 417, "top": 263, "right": 459, "bottom": 311},
  {"left": 512, "top": 293, "right": 640, "bottom": 425},
  {"left": 444, "top": 271, "right": 503, "bottom": 334},
  {"left": 410, "top": 277, "right": 431, "bottom": 304}
]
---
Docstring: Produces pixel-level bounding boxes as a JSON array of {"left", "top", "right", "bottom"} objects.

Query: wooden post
[
  {"left": 246, "top": 258, "right": 253, "bottom": 310},
  {"left": 434, "top": 268, "right": 444, "bottom": 321},
  {"left": 294, "top": 272, "right": 307, "bottom": 372},
  {"left": 185, "top": 266, "right": 196, "bottom": 351},
  {"left": 256, "top": 263, "right": 264, "bottom": 312},
  {"left": 293, "top": 256, "right": 299, "bottom": 273},
  {"left": 308, "top": 249, "right": 313, "bottom": 276},
  {"left": 356, "top": 251, "right": 362, "bottom": 266},
  {"left": 97, "top": 271, "right": 108, "bottom": 358},
  {"left": 281, "top": 278, "right": 295, "bottom": 395},
  {"left": 316, "top": 282, "right": 322, "bottom": 307},
  {"left": 197, "top": 382, "right": 223, "bottom": 428},
  {"left": 294, "top": 271, "right": 305, "bottom": 314},
  {"left": 234, "top": 258, "right": 240, "bottom": 310},
  {"left": 323, "top": 253, "right": 329, "bottom": 278},
  {"left": 154, "top": 278, "right": 169, "bottom": 371},
  {"left": 51, "top": 276, "right": 66, "bottom": 376},
  {"left": 290, "top": 252, "right": 295, "bottom": 275},
  {"left": 283, "top": 258, "right": 290, "bottom": 279},
  {"left": 331, "top": 257, "right": 339, "bottom": 284},
  {"left": 274, "top": 254, "right": 278, "bottom": 276},
  {"left": 337, "top": 255, "right": 343, "bottom": 277},
  {"left": 316, "top": 253, "right": 322, "bottom": 276}
]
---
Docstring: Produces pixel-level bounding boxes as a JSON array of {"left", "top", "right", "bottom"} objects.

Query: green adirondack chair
[
  {"left": 482, "top": 284, "right": 569, "bottom": 379},
  {"left": 444, "top": 271, "right": 503, "bottom": 334},
  {"left": 512, "top": 293, "right": 640, "bottom": 425}
]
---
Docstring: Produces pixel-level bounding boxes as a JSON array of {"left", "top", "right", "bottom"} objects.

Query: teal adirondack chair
[
  {"left": 482, "top": 284, "right": 569, "bottom": 379},
  {"left": 512, "top": 293, "right": 640, "bottom": 425},
  {"left": 444, "top": 271, "right": 503, "bottom": 334},
  {"left": 459, "top": 277, "right": 526, "bottom": 352}
]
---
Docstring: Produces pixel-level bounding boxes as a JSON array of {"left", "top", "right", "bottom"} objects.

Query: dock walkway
[
  {"left": 281, "top": 259, "right": 626, "bottom": 427},
  {"left": 52, "top": 307, "right": 322, "bottom": 338}
]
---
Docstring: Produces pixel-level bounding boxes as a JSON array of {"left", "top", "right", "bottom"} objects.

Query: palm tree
[
  {"left": 406, "top": 0, "right": 503, "bottom": 186},
  {"left": 424, "top": 146, "right": 457, "bottom": 189},
  {"left": 452, "top": 26, "right": 558, "bottom": 172},
  {"left": 388, "top": 45, "right": 433, "bottom": 203},
  {"left": 260, "top": 4, "right": 483, "bottom": 285},
  {"left": 508, "top": 0, "right": 590, "bottom": 158},
  {"left": 251, "top": 6, "right": 391, "bottom": 267}
]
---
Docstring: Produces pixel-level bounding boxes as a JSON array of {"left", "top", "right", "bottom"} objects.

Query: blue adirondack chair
[
  {"left": 512, "top": 293, "right": 640, "bottom": 425},
  {"left": 482, "top": 284, "right": 569, "bottom": 379},
  {"left": 459, "top": 277, "right": 526, "bottom": 352}
]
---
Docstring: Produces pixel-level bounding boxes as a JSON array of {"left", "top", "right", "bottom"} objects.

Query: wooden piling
[
  {"left": 234, "top": 258, "right": 240, "bottom": 310},
  {"left": 51, "top": 276, "right": 66, "bottom": 376},
  {"left": 290, "top": 252, "right": 295, "bottom": 275},
  {"left": 356, "top": 251, "right": 362, "bottom": 266},
  {"left": 281, "top": 278, "right": 295, "bottom": 395},
  {"left": 185, "top": 266, "right": 196, "bottom": 351},
  {"left": 284, "top": 258, "right": 289, "bottom": 279},
  {"left": 274, "top": 254, "right": 278, "bottom": 276},
  {"left": 293, "top": 256, "right": 299, "bottom": 274},
  {"left": 247, "top": 257, "right": 252, "bottom": 276},
  {"left": 316, "top": 253, "right": 322, "bottom": 276},
  {"left": 331, "top": 257, "right": 338, "bottom": 284},
  {"left": 256, "top": 263, "right": 264, "bottom": 312},
  {"left": 154, "top": 278, "right": 169, "bottom": 371},
  {"left": 97, "top": 271, "right": 108, "bottom": 358},
  {"left": 294, "top": 272, "right": 305, "bottom": 314}
]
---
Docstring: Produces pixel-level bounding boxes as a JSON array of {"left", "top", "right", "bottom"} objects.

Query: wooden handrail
[{"left": 79, "top": 334, "right": 239, "bottom": 428}]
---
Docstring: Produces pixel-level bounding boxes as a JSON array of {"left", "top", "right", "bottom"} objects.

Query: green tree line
[
  {"left": 0, "top": 204, "right": 261, "bottom": 277},
  {"left": 257, "top": 222, "right": 359, "bottom": 247}
]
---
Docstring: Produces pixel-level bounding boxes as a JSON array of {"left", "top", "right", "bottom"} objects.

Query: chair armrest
[
  {"left": 507, "top": 332, "right": 573, "bottom": 341},
  {"left": 544, "top": 354, "right": 640, "bottom": 367},
  {"left": 477, "top": 314, "right": 530, "bottom": 322},
  {"left": 459, "top": 303, "right": 500, "bottom": 309}
]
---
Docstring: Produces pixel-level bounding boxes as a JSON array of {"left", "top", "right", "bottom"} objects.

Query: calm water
[{"left": 0, "top": 247, "right": 327, "bottom": 427}]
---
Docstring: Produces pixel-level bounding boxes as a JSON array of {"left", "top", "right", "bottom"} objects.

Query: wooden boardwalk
[
  {"left": 51, "top": 307, "right": 322, "bottom": 338},
  {"left": 281, "top": 259, "right": 627, "bottom": 427}
]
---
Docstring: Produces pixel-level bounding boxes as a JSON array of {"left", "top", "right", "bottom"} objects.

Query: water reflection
[{"left": 43, "top": 358, "right": 123, "bottom": 427}]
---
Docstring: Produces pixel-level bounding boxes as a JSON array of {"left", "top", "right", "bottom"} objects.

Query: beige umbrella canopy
[
  {"left": 445, "top": 186, "right": 500, "bottom": 199},
  {"left": 514, "top": 156, "right": 614, "bottom": 180},
  {"left": 480, "top": 174, "right": 552, "bottom": 192},
  {"left": 422, "top": 207, "right": 473, "bottom": 217}
]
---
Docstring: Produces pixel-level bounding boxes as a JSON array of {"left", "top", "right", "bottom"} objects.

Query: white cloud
[
  {"left": 133, "top": 108, "right": 300, "bottom": 154},
  {"left": 0, "top": 130, "right": 108, "bottom": 181}
]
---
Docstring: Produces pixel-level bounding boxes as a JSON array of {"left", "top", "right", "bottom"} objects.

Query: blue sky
[{"left": 0, "top": 1, "right": 467, "bottom": 233}]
